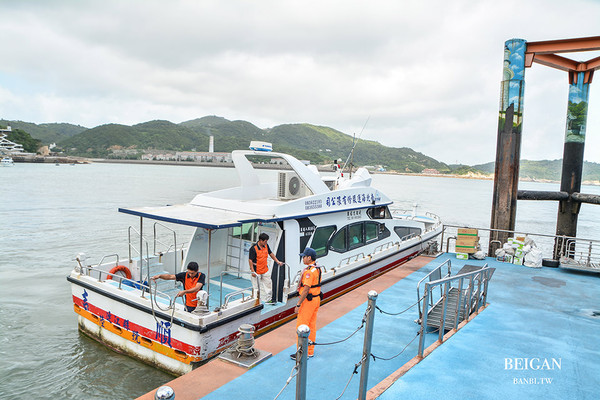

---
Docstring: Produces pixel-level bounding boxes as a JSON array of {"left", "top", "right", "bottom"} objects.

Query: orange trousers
[{"left": 296, "top": 298, "right": 320, "bottom": 356}]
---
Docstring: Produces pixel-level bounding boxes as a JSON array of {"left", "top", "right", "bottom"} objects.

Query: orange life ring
[{"left": 107, "top": 265, "right": 132, "bottom": 280}]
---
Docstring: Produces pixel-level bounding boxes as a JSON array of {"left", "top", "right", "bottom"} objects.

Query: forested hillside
[{"left": 2, "top": 116, "right": 599, "bottom": 181}]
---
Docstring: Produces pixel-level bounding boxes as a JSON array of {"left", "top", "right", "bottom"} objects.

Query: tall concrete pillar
[
  {"left": 556, "top": 71, "right": 590, "bottom": 242},
  {"left": 489, "top": 39, "right": 527, "bottom": 251}
]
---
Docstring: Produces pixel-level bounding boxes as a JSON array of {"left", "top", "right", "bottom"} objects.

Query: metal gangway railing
[{"left": 416, "top": 262, "right": 495, "bottom": 357}]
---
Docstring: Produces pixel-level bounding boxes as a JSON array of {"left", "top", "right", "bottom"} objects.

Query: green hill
[
  {"left": 471, "top": 159, "right": 600, "bottom": 182},
  {"left": 59, "top": 120, "right": 208, "bottom": 157},
  {"left": 4, "top": 115, "right": 600, "bottom": 181},
  {"left": 0, "top": 120, "right": 87, "bottom": 143}
]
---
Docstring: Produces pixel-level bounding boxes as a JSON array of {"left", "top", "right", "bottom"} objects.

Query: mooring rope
[
  {"left": 375, "top": 294, "right": 426, "bottom": 316},
  {"left": 311, "top": 306, "right": 370, "bottom": 346},
  {"left": 273, "top": 365, "right": 299, "bottom": 400},
  {"left": 333, "top": 355, "right": 366, "bottom": 400}
]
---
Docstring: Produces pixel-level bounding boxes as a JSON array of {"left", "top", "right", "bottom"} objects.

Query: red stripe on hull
[{"left": 72, "top": 295, "right": 201, "bottom": 355}]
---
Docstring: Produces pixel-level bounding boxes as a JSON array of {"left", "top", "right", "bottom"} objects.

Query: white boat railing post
[
  {"left": 358, "top": 290, "right": 378, "bottom": 400},
  {"left": 207, "top": 229, "right": 212, "bottom": 307},
  {"left": 295, "top": 324, "right": 310, "bottom": 400}
]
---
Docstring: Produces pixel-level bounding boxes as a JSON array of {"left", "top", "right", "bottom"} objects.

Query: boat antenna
[{"left": 342, "top": 116, "right": 370, "bottom": 178}]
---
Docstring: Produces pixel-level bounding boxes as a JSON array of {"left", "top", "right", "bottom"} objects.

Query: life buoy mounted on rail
[{"left": 107, "top": 265, "right": 132, "bottom": 280}]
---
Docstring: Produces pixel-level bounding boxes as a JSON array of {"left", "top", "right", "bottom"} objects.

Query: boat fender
[{"left": 107, "top": 265, "right": 132, "bottom": 280}]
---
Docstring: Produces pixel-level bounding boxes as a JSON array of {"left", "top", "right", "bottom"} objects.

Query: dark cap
[{"left": 299, "top": 247, "right": 317, "bottom": 259}]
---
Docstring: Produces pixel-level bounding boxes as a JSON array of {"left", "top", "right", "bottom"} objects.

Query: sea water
[{"left": 0, "top": 163, "right": 598, "bottom": 399}]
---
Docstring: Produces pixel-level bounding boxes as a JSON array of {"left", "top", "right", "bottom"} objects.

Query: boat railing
[
  {"left": 222, "top": 287, "right": 254, "bottom": 309},
  {"left": 80, "top": 262, "right": 177, "bottom": 306},
  {"left": 418, "top": 264, "right": 494, "bottom": 357},
  {"left": 338, "top": 252, "right": 366, "bottom": 268},
  {"left": 218, "top": 270, "right": 257, "bottom": 307},
  {"left": 127, "top": 226, "right": 151, "bottom": 270},
  {"left": 416, "top": 259, "right": 452, "bottom": 320},
  {"left": 373, "top": 241, "right": 397, "bottom": 255},
  {"left": 399, "top": 232, "right": 420, "bottom": 242},
  {"left": 153, "top": 222, "right": 181, "bottom": 275}
]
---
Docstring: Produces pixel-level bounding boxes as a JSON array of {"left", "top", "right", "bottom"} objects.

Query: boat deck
[{"left": 138, "top": 254, "right": 599, "bottom": 400}]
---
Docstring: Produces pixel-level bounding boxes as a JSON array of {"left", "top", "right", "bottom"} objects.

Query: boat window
[
  {"left": 394, "top": 226, "right": 422, "bottom": 240},
  {"left": 348, "top": 223, "right": 364, "bottom": 250},
  {"left": 379, "top": 224, "right": 391, "bottom": 240},
  {"left": 365, "top": 222, "right": 379, "bottom": 242},
  {"left": 329, "top": 227, "right": 347, "bottom": 253},
  {"left": 367, "top": 206, "right": 391, "bottom": 219},
  {"left": 232, "top": 223, "right": 255, "bottom": 241},
  {"left": 311, "top": 225, "right": 337, "bottom": 257}
]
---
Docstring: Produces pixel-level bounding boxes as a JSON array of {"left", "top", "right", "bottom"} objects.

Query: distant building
[
  {"left": 176, "top": 151, "right": 232, "bottom": 163},
  {"left": 422, "top": 168, "right": 440, "bottom": 175}
]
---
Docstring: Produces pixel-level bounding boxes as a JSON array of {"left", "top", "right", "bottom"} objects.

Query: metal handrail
[
  {"left": 418, "top": 265, "right": 493, "bottom": 357},
  {"left": 373, "top": 241, "right": 396, "bottom": 254},
  {"left": 153, "top": 222, "right": 179, "bottom": 275},
  {"left": 560, "top": 238, "right": 600, "bottom": 269},
  {"left": 127, "top": 226, "right": 152, "bottom": 272},
  {"left": 219, "top": 270, "right": 256, "bottom": 307},
  {"left": 339, "top": 252, "right": 366, "bottom": 267},
  {"left": 222, "top": 287, "right": 254, "bottom": 308},
  {"left": 441, "top": 224, "right": 592, "bottom": 259},
  {"left": 95, "top": 254, "right": 119, "bottom": 281},
  {"left": 416, "top": 259, "right": 452, "bottom": 318}
]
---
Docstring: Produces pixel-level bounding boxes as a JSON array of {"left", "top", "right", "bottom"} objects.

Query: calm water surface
[{"left": 1, "top": 163, "right": 598, "bottom": 399}]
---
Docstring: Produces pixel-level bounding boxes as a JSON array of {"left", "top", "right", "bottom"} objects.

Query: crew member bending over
[
  {"left": 151, "top": 261, "right": 205, "bottom": 312},
  {"left": 291, "top": 247, "right": 321, "bottom": 360},
  {"left": 248, "top": 233, "right": 283, "bottom": 303}
]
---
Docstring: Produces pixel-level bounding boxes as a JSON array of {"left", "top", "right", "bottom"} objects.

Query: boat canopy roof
[{"left": 118, "top": 204, "right": 267, "bottom": 229}]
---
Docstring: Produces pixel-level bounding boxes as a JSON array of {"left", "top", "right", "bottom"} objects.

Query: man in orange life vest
[
  {"left": 151, "top": 262, "right": 206, "bottom": 312},
  {"left": 291, "top": 247, "right": 321, "bottom": 360},
  {"left": 248, "top": 233, "right": 283, "bottom": 303}
]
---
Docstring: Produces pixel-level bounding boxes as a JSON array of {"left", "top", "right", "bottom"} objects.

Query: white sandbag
[
  {"left": 503, "top": 243, "right": 515, "bottom": 255},
  {"left": 472, "top": 250, "right": 486, "bottom": 260},
  {"left": 524, "top": 248, "right": 543, "bottom": 268},
  {"left": 523, "top": 235, "right": 535, "bottom": 248}
]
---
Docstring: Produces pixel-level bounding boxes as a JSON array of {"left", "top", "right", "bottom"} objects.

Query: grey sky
[{"left": 1, "top": 0, "right": 600, "bottom": 164}]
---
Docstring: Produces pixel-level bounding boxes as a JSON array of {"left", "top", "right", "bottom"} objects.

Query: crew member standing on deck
[
  {"left": 151, "top": 261, "right": 205, "bottom": 312},
  {"left": 291, "top": 247, "right": 321, "bottom": 360},
  {"left": 248, "top": 233, "right": 283, "bottom": 304}
]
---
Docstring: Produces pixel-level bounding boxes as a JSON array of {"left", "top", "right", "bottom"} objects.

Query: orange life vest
[
  {"left": 184, "top": 273, "right": 201, "bottom": 307},
  {"left": 254, "top": 243, "right": 269, "bottom": 275},
  {"left": 301, "top": 264, "right": 322, "bottom": 300}
]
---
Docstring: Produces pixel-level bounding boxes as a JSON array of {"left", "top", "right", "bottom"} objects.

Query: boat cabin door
[{"left": 226, "top": 222, "right": 281, "bottom": 274}]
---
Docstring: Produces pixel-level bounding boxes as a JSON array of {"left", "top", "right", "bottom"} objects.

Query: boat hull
[{"left": 67, "top": 231, "right": 438, "bottom": 375}]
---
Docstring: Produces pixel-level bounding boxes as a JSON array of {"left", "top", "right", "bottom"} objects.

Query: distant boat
[{"left": 1, "top": 156, "right": 14, "bottom": 167}]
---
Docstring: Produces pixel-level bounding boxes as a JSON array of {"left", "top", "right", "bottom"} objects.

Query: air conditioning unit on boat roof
[{"left": 278, "top": 171, "right": 309, "bottom": 200}]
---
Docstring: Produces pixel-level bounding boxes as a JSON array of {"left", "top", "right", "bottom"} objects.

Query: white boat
[
  {"left": 67, "top": 146, "right": 442, "bottom": 375},
  {"left": 1, "top": 156, "right": 14, "bottom": 166}
]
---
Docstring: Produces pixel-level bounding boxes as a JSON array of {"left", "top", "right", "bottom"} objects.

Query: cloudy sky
[{"left": 1, "top": 0, "right": 600, "bottom": 165}]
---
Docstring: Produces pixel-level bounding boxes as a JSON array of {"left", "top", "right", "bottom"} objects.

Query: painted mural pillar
[
  {"left": 556, "top": 72, "right": 590, "bottom": 248},
  {"left": 489, "top": 39, "right": 526, "bottom": 252}
]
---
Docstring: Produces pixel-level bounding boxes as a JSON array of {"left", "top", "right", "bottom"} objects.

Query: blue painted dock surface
[{"left": 141, "top": 254, "right": 599, "bottom": 400}]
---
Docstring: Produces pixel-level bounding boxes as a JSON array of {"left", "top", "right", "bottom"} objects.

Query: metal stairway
[{"left": 426, "top": 287, "right": 469, "bottom": 330}]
